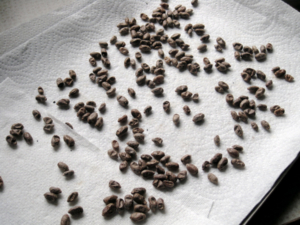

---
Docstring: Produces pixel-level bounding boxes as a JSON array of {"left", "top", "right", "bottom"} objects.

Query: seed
[
  {"left": 255, "top": 53, "right": 266, "bottom": 61},
  {"left": 249, "top": 100, "right": 256, "bottom": 109},
  {"left": 119, "top": 161, "right": 128, "bottom": 171},
  {"left": 171, "top": 114, "right": 180, "bottom": 125},
  {"left": 44, "top": 192, "right": 58, "bottom": 202},
  {"left": 5, "top": 135, "right": 16, "bottom": 146},
  {"left": 193, "top": 113, "right": 205, "bottom": 123},
  {"left": 116, "top": 198, "right": 125, "bottom": 214},
  {"left": 36, "top": 86, "right": 44, "bottom": 95},
  {"left": 63, "top": 135, "right": 75, "bottom": 147},
  {"left": 109, "top": 180, "right": 121, "bottom": 190},
  {"left": 131, "top": 109, "right": 142, "bottom": 119},
  {"left": 143, "top": 105, "right": 152, "bottom": 115},
  {"left": 261, "top": 120, "right": 270, "bottom": 130},
  {"left": 130, "top": 212, "right": 146, "bottom": 222},
  {"left": 36, "top": 95, "right": 47, "bottom": 103},
  {"left": 66, "top": 192, "right": 78, "bottom": 203},
  {"left": 74, "top": 102, "right": 84, "bottom": 111},
  {"left": 63, "top": 170, "right": 74, "bottom": 177},
  {"left": 238, "top": 111, "right": 248, "bottom": 123},
  {"left": 285, "top": 74, "right": 294, "bottom": 82},
  {"left": 119, "top": 47, "right": 129, "bottom": 55},
  {"left": 266, "top": 43, "right": 273, "bottom": 52},
  {"left": 152, "top": 87, "right": 164, "bottom": 95},
  {"left": 44, "top": 124, "right": 54, "bottom": 132},
  {"left": 270, "top": 105, "right": 280, "bottom": 113},
  {"left": 232, "top": 42, "right": 243, "bottom": 51},
  {"left": 129, "top": 118, "right": 139, "bottom": 127},
  {"left": 98, "top": 41, "right": 108, "bottom": 48},
  {"left": 197, "top": 44, "right": 207, "bottom": 52},
  {"left": 215, "top": 86, "right": 224, "bottom": 94},
  {"left": 274, "top": 108, "right": 285, "bottom": 116},
  {"left": 116, "top": 126, "right": 128, "bottom": 137},
  {"left": 183, "top": 105, "right": 191, "bottom": 114},
  {"left": 151, "top": 138, "right": 163, "bottom": 146},
  {"left": 102, "top": 203, "right": 116, "bottom": 217},
  {"left": 213, "top": 135, "right": 220, "bottom": 146},
  {"left": 118, "top": 115, "right": 127, "bottom": 124},
  {"left": 60, "top": 214, "right": 70, "bottom": 225},
  {"left": 181, "top": 91, "right": 192, "bottom": 99},
  {"left": 165, "top": 162, "right": 179, "bottom": 171},
  {"left": 103, "top": 195, "right": 118, "bottom": 205},
  {"left": 125, "top": 146, "right": 137, "bottom": 157},
  {"left": 56, "top": 99, "right": 70, "bottom": 107},
  {"left": 108, "top": 149, "right": 118, "bottom": 160},
  {"left": 163, "top": 101, "right": 170, "bottom": 112},
  {"left": 217, "top": 157, "right": 228, "bottom": 171},
  {"left": 124, "top": 195, "right": 134, "bottom": 210},
  {"left": 89, "top": 57, "right": 97, "bottom": 66},
  {"left": 231, "top": 159, "right": 245, "bottom": 168},
  {"left": 247, "top": 86, "right": 259, "bottom": 94},
  {"left": 134, "top": 204, "right": 150, "bottom": 214},
  {"left": 186, "top": 163, "right": 198, "bottom": 175},
  {"left": 147, "top": 196, "right": 157, "bottom": 212},
  {"left": 217, "top": 81, "right": 229, "bottom": 91},
  {"left": 95, "top": 117, "right": 103, "bottom": 128},
  {"left": 124, "top": 57, "right": 130, "bottom": 68},
  {"left": 10, "top": 129, "right": 22, "bottom": 136},
  {"left": 210, "top": 153, "right": 222, "bottom": 165},
  {"left": 117, "top": 95, "right": 128, "bottom": 107},
  {"left": 227, "top": 148, "right": 240, "bottom": 157},
  {"left": 56, "top": 78, "right": 65, "bottom": 88},
  {"left": 68, "top": 206, "right": 83, "bottom": 216},
  {"left": 32, "top": 110, "right": 41, "bottom": 119},
  {"left": 136, "top": 75, "right": 146, "bottom": 85},
  {"left": 140, "top": 13, "right": 149, "bottom": 21},
  {"left": 110, "top": 36, "right": 117, "bottom": 44},
  {"left": 90, "top": 52, "right": 101, "bottom": 61},
  {"left": 106, "top": 87, "right": 116, "bottom": 96},
  {"left": 177, "top": 170, "right": 187, "bottom": 181},
  {"left": 175, "top": 85, "right": 188, "bottom": 94},
  {"left": 202, "top": 161, "right": 210, "bottom": 171},
  {"left": 234, "top": 125, "right": 243, "bottom": 137},
  {"left": 49, "top": 187, "right": 61, "bottom": 194},
  {"left": 125, "top": 141, "right": 138, "bottom": 150},
  {"left": 102, "top": 82, "right": 111, "bottom": 91},
  {"left": 255, "top": 87, "right": 265, "bottom": 99},
  {"left": 23, "top": 132, "right": 33, "bottom": 144},
  {"left": 134, "top": 133, "right": 145, "bottom": 142},
  {"left": 259, "top": 45, "right": 266, "bottom": 53},
  {"left": 57, "top": 162, "right": 69, "bottom": 171},
  {"left": 234, "top": 51, "right": 241, "bottom": 60},
  {"left": 141, "top": 170, "right": 155, "bottom": 178},
  {"left": 132, "top": 127, "right": 144, "bottom": 134},
  {"left": 139, "top": 45, "right": 151, "bottom": 53},
  {"left": 181, "top": 154, "right": 191, "bottom": 164},
  {"left": 160, "top": 155, "right": 170, "bottom": 164}
]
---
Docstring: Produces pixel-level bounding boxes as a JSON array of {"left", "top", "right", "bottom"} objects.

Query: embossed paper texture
[{"left": 0, "top": 0, "right": 300, "bottom": 224}]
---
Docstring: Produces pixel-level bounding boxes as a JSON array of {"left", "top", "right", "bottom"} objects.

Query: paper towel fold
[{"left": 1, "top": 0, "right": 300, "bottom": 224}]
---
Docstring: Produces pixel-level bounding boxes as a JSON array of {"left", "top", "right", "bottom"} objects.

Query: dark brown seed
[
  {"left": 87, "top": 112, "right": 98, "bottom": 125},
  {"left": 216, "top": 37, "right": 226, "bottom": 47},
  {"left": 108, "top": 149, "right": 118, "bottom": 160},
  {"left": 261, "top": 120, "right": 270, "bottom": 130},
  {"left": 146, "top": 159, "right": 159, "bottom": 169},
  {"left": 177, "top": 170, "right": 187, "bottom": 181},
  {"left": 68, "top": 88, "right": 79, "bottom": 97},
  {"left": 110, "top": 36, "right": 117, "bottom": 44},
  {"left": 102, "top": 203, "right": 116, "bottom": 217},
  {"left": 249, "top": 100, "right": 256, "bottom": 109},
  {"left": 124, "top": 57, "right": 130, "bottom": 68},
  {"left": 109, "top": 180, "right": 121, "bottom": 190},
  {"left": 208, "top": 173, "right": 218, "bottom": 185},
  {"left": 74, "top": 102, "right": 84, "bottom": 111},
  {"left": 102, "top": 82, "right": 111, "bottom": 91},
  {"left": 116, "top": 198, "right": 125, "bottom": 214},
  {"left": 163, "top": 180, "right": 175, "bottom": 188},
  {"left": 243, "top": 46, "right": 253, "bottom": 54},
  {"left": 270, "top": 105, "right": 280, "bottom": 113},
  {"left": 183, "top": 105, "right": 191, "bottom": 114},
  {"left": 152, "top": 87, "right": 164, "bottom": 95},
  {"left": 163, "top": 101, "right": 170, "bottom": 112},
  {"left": 256, "top": 70, "right": 266, "bottom": 81},
  {"left": 233, "top": 42, "right": 243, "bottom": 51},
  {"left": 134, "top": 133, "right": 145, "bottom": 142},
  {"left": 140, "top": 13, "right": 149, "bottom": 21},
  {"left": 227, "top": 148, "right": 239, "bottom": 158},
  {"left": 57, "top": 162, "right": 69, "bottom": 171},
  {"left": 255, "top": 87, "right": 265, "bottom": 99},
  {"left": 63, "top": 135, "right": 75, "bottom": 147},
  {"left": 126, "top": 141, "right": 139, "bottom": 150},
  {"left": 202, "top": 161, "right": 210, "bottom": 171},
  {"left": 32, "top": 110, "right": 41, "bottom": 119},
  {"left": 139, "top": 45, "right": 151, "bottom": 53},
  {"left": 175, "top": 85, "right": 188, "bottom": 94},
  {"left": 60, "top": 214, "right": 70, "bottom": 225},
  {"left": 181, "top": 91, "right": 192, "bottom": 99},
  {"left": 56, "top": 99, "right": 70, "bottom": 107},
  {"left": 231, "top": 111, "right": 239, "bottom": 122},
  {"left": 89, "top": 57, "right": 97, "bottom": 66},
  {"left": 98, "top": 103, "right": 106, "bottom": 113},
  {"left": 255, "top": 53, "right": 266, "bottom": 61},
  {"left": 130, "top": 161, "right": 141, "bottom": 175},
  {"left": 160, "top": 155, "right": 170, "bottom": 164},
  {"left": 90, "top": 52, "right": 101, "bottom": 60},
  {"left": 67, "top": 192, "right": 78, "bottom": 202},
  {"left": 49, "top": 187, "right": 62, "bottom": 195},
  {"left": 181, "top": 154, "right": 191, "bottom": 164},
  {"left": 131, "top": 109, "right": 142, "bottom": 119},
  {"left": 274, "top": 108, "right": 285, "bottom": 116},
  {"left": 119, "top": 27, "right": 129, "bottom": 35},
  {"left": 165, "top": 162, "right": 179, "bottom": 171},
  {"left": 210, "top": 153, "right": 222, "bottom": 165},
  {"left": 37, "top": 86, "right": 44, "bottom": 95},
  {"left": 129, "top": 118, "right": 139, "bottom": 127},
  {"left": 134, "top": 204, "right": 149, "bottom": 214},
  {"left": 56, "top": 78, "right": 64, "bottom": 88},
  {"left": 101, "top": 48, "right": 108, "bottom": 58},
  {"left": 131, "top": 187, "right": 146, "bottom": 196},
  {"left": 197, "top": 44, "right": 207, "bottom": 52},
  {"left": 144, "top": 106, "right": 152, "bottom": 115},
  {"left": 141, "top": 154, "right": 152, "bottom": 162},
  {"left": 133, "top": 193, "right": 145, "bottom": 204},
  {"left": 103, "top": 195, "right": 118, "bottom": 205},
  {"left": 44, "top": 124, "right": 55, "bottom": 132},
  {"left": 231, "top": 159, "right": 245, "bottom": 168},
  {"left": 119, "top": 47, "right": 129, "bottom": 55},
  {"left": 215, "top": 44, "right": 223, "bottom": 52},
  {"left": 186, "top": 163, "right": 198, "bottom": 175},
  {"left": 241, "top": 52, "right": 252, "bottom": 60},
  {"left": 275, "top": 69, "right": 286, "bottom": 78},
  {"left": 10, "top": 129, "right": 22, "bottom": 136},
  {"left": 132, "top": 128, "right": 144, "bottom": 134},
  {"left": 141, "top": 170, "right": 155, "bottom": 178},
  {"left": 63, "top": 170, "right": 74, "bottom": 177},
  {"left": 117, "top": 95, "right": 128, "bottom": 107},
  {"left": 218, "top": 81, "right": 229, "bottom": 91},
  {"left": 23, "top": 132, "right": 33, "bottom": 144},
  {"left": 266, "top": 43, "right": 273, "bottom": 52},
  {"left": 238, "top": 111, "right": 248, "bottom": 123},
  {"left": 234, "top": 125, "right": 243, "bottom": 137},
  {"left": 232, "top": 145, "right": 243, "bottom": 151},
  {"left": 234, "top": 51, "right": 241, "bottom": 60},
  {"left": 257, "top": 104, "right": 267, "bottom": 111},
  {"left": 217, "top": 157, "right": 228, "bottom": 171},
  {"left": 124, "top": 195, "right": 134, "bottom": 210},
  {"left": 130, "top": 212, "right": 146, "bottom": 222},
  {"left": 271, "top": 67, "right": 280, "bottom": 74},
  {"left": 148, "top": 196, "right": 157, "bottom": 212},
  {"left": 118, "top": 115, "right": 127, "bottom": 123},
  {"left": 285, "top": 74, "right": 294, "bottom": 82},
  {"left": 86, "top": 101, "right": 96, "bottom": 107},
  {"left": 247, "top": 86, "right": 259, "bottom": 94},
  {"left": 116, "top": 126, "right": 128, "bottom": 137},
  {"left": 136, "top": 75, "right": 146, "bottom": 85},
  {"left": 193, "top": 113, "right": 205, "bottom": 123},
  {"left": 251, "top": 122, "right": 259, "bottom": 131},
  {"left": 95, "top": 117, "right": 103, "bottom": 128},
  {"left": 36, "top": 95, "right": 47, "bottom": 103},
  {"left": 44, "top": 192, "right": 58, "bottom": 202},
  {"left": 119, "top": 161, "right": 128, "bottom": 171},
  {"left": 99, "top": 42, "right": 108, "bottom": 48},
  {"left": 157, "top": 198, "right": 164, "bottom": 210},
  {"left": 151, "top": 138, "right": 163, "bottom": 146},
  {"left": 51, "top": 135, "right": 60, "bottom": 148},
  {"left": 215, "top": 86, "right": 224, "bottom": 94}
]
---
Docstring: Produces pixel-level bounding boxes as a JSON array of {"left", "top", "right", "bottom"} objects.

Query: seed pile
[
  {"left": 56, "top": 70, "right": 77, "bottom": 89},
  {"left": 233, "top": 43, "right": 272, "bottom": 61},
  {"left": 6, "top": 123, "right": 33, "bottom": 146},
  {"left": 102, "top": 183, "right": 164, "bottom": 222}
]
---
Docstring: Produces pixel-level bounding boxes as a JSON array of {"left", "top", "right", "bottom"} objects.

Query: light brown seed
[
  {"left": 231, "top": 159, "right": 245, "bottom": 168},
  {"left": 67, "top": 192, "right": 78, "bottom": 202},
  {"left": 57, "top": 162, "right": 69, "bottom": 172},
  {"left": 23, "top": 132, "right": 33, "bottom": 144},
  {"left": 173, "top": 114, "right": 180, "bottom": 124},
  {"left": 208, "top": 173, "right": 218, "bottom": 185},
  {"left": 108, "top": 149, "right": 118, "bottom": 160},
  {"left": 186, "top": 163, "right": 198, "bottom": 175},
  {"left": 177, "top": 170, "right": 187, "bottom": 181}
]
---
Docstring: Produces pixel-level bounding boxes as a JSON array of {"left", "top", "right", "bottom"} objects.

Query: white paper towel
[{"left": 0, "top": 0, "right": 300, "bottom": 224}]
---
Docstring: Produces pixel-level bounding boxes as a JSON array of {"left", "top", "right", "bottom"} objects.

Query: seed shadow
[
  {"left": 44, "top": 129, "right": 55, "bottom": 134},
  {"left": 69, "top": 198, "right": 79, "bottom": 206},
  {"left": 69, "top": 95, "right": 79, "bottom": 98},
  {"left": 174, "top": 122, "right": 180, "bottom": 128},
  {"left": 71, "top": 213, "right": 84, "bottom": 220},
  {"left": 65, "top": 175, "right": 75, "bottom": 181},
  {"left": 153, "top": 94, "right": 164, "bottom": 98},
  {"left": 58, "top": 105, "right": 70, "bottom": 110},
  {"left": 8, "top": 143, "right": 18, "bottom": 150},
  {"left": 204, "top": 69, "right": 213, "bottom": 74},
  {"left": 0, "top": 185, "right": 4, "bottom": 192},
  {"left": 193, "top": 120, "right": 205, "bottom": 126},
  {"left": 46, "top": 199, "right": 59, "bottom": 206},
  {"left": 118, "top": 133, "right": 129, "bottom": 141}
]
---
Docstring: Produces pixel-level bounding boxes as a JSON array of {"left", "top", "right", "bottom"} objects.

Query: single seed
[
  {"left": 227, "top": 148, "right": 239, "bottom": 158},
  {"left": 11, "top": 124, "right": 24, "bottom": 130},
  {"left": 117, "top": 95, "right": 128, "bottom": 107},
  {"left": 193, "top": 113, "right": 205, "bottom": 123},
  {"left": 63, "top": 135, "right": 75, "bottom": 147},
  {"left": 118, "top": 115, "right": 127, "bottom": 123},
  {"left": 173, "top": 114, "right": 180, "bottom": 124},
  {"left": 130, "top": 212, "right": 146, "bottom": 222},
  {"left": 261, "top": 120, "right": 270, "bottom": 130},
  {"left": 234, "top": 125, "right": 243, "bottom": 137},
  {"left": 231, "top": 158, "right": 245, "bottom": 168},
  {"left": 251, "top": 122, "right": 259, "bottom": 131},
  {"left": 129, "top": 118, "right": 139, "bottom": 127},
  {"left": 110, "top": 36, "right": 117, "bottom": 44},
  {"left": 36, "top": 95, "right": 47, "bottom": 103},
  {"left": 181, "top": 154, "right": 191, "bottom": 164},
  {"left": 48, "top": 187, "right": 61, "bottom": 195},
  {"left": 144, "top": 105, "right": 152, "bottom": 114},
  {"left": 152, "top": 137, "right": 163, "bottom": 146},
  {"left": 157, "top": 198, "right": 164, "bottom": 210},
  {"left": 214, "top": 135, "right": 220, "bottom": 146},
  {"left": 119, "top": 161, "right": 128, "bottom": 171},
  {"left": 63, "top": 170, "right": 74, "bottom": 177},
  {"left": 108, "top": 149, "right": 118, "bottom": 160},
  {"left": 132, "top": 127, "right": 144, "bottom": 134},
  {"left": 57, "top": 162, "right": 69, "bottom": 171},
  {"left": 274, "top": 108, "right": 285, "bottom": 116},
  {"left": 68, "top": 206, "right": 83, "bottom": 215},
  {"left": 134, "top": 133, "right": 145, "bottom": 142},
  {"left": 95, "top": 117, "right": 103, "bottom": 128},
  {"left": 44, "top": 124, "right": 54, "bottom": 132},
  {"left": 166, "top": 162, "right": 179, "bottom": 170},
  {"left": 217, "top": 157, "right": 228, "bottom": 171},
  {"left": 56, "top": 99, "right": 70, "bottom": 107},
  {"left": 124, "top": 195, "right": 134, "bottom": 210},
  {"left": 10, "top": 129, "right": 22, "bottom": 136},
  {"left": 44, "top": 192, "right": 58, "bottom": 202},
  {"left": 255, "top": 87, "right": 265, "bottom": 99},
  {"left": 32, "top": 110, "right": 41, "bottom": 119},
  {"left": 67, "top": 192, "right": 78, "bottom": 202},
  {"left": 285, "top": 74, "right": 294, "bottom": 82},
  {"left": 210, "top": 153, "right": 222, "bottom": 165},
  {"left": 186, "top": 163, "right": 198, "bottom": 175},
  {"left": 23, "top": 132, "right": 33, "bottom": 144},
  {"left": 109, "top": 180, "right": 121, "bottom": 190},
  {"left": 116, "top": 126, "right": 128, "bottom": 137},
  {"left": 163, "top": 101, "right": 170, "bottom": 112},
  {"left": 177, "top": 170, "right": 187, "bottom": 181},
  {"left": 103, "top": 195, "right": 118, "bottom": 204},
  {"left": 202, "top": 161, "right": 211, "bottom": 171},
  {"left": 60, "top": 214, "right": 70, "bottom": 225},
  {"left": 131, "top": 109, "right": 142, "bottom": 119},
  {"left": 152, "top": 87, "right": 164, "bottom": 95}
]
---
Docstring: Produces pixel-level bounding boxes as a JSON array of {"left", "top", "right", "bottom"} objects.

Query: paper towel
[{"left": 0, "top": 0, "right": 300, "bottom": 224}]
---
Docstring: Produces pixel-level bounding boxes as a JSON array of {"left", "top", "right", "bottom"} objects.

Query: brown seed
[
  {"left": 56, "top": 99, "right": 70, "bottom": 107},
  {"left": 210, "top": 153, "right": 222, "bottom": 165},
  {"left": 270, "top": 105, "right": 280, "bottom": 113},
  {"left": 125, "top": 146, "right": 137, "bottom": 157},
  {"left": 218, "top": 81, "right": 229, "bottom": 91},
  {"left": 10, "top": 128, "right": 23, "bottom": 136},
  {"left": 89, "top": 57, "right": 97, "bottom": 66},
  {"left": 227, "top": 148, "right": 239, "bottom": 158},
  {"left": 156, "top": 198, "right": 164, "bottom": 211},
  {"left": 124, "top": 57, "right": 130, "bottom": 68},
  {"left": 202, "top": 161, "right": 211, "bottom": 171},
  {"left": 131, "top": 109, "right": 142, "bottom": 119},
  {"left": 118, "top": 115, "right": 127, "bottom": 123},
  {"left": 124, "top": 195, "right": 134, "bottom": 210},
  {"left": 36, "top": 95, "right": 47, "bottom": 103},
  {"left": 67, "top": 192, "right": 78, "bottom": 202},
  {"left": 193, "top": 113, "right": 205, "bottom": 123},
  {"left": 32, "top": 110, "right": 41, "bottom": 119},
  {"left": 119, "top": 161, "right": 128, "bottom": 171},
  {"left": 132, "top": 127, "right": 144, "bottom": 134},
  {"left": 160, "top": 155, "right": 170, "bottom": 164},
  {"left": 134, "top": 133, "right": 145, "bottom": 142},
  {"left": 110, "top": 36, "right": 117, "bottom": 44},
  {"left": 255, "top": 87, "right": 265, "bottom": 99},
  {"left": 131, "top": 187, "right": 146, "bottom": 196},
  {"left": 238, "top": 111, "right": 248, "bottom": 123},
  {"left": 177, "top": 170, "right": 187, "bottom": 181},
  {"left": 43, "top": 124, "right": 55, "bottom": 132},
  {"left": 117, "top": 95, "right": 128, "bottom": 107},
  {"left": 139, "top": 45, "right": 151, "bottom": 53},
  {"left": 250, "top": 122, "right": 259, "bottom": 131},
  {"left": 151, "top": 137, "right": 163, "bottom": 146},
  {"left": 285, "top": 74, "right": 294, "bottom": 82},
  {"left": 181, "top": 154, "right": 191, "bottom": 164},
  {"left": 116, "top": 126, "right": 128, "bottom": 137},
  {"left": 134, "top": 204, "right": 149, "bottom": 214},
  {"left": 119, "top": 47, "right": 129, "bottom": 55},
  {"left": 130, "top": 212, "right": 146, "bottom": 222},
  {"left": 44, "top": 192, "right": 58, "bottom": 202},
  {"left": 98, "top": 103, "right": 106, "bottom": 113},
  {"left": 163, "top": 101, "right": 170, "bottom": 112},
  {"left": 214, "top": 135, "right": 220, "bottom": 146},
  {"left": 274, "top": 108, "right": 285, "bottom": 116},
  {"left": 63, "top": 135, "right": 75, "bottom": 147},
  {"left": 57, "top": 162, "right": 69, "bottom": 172},
  {"left": 99, "top": 42, "right": 108, "bottom": 48},
  {"left": 106, "top": 87, "right": 116, "bottom": 96},
  {"left": 49, "top": 187, "right": 62, "bottom": 195},
  {"left": 37, "top": 86, "right": 44, "bottom": 95},
  {"left": 109, "top": 180, "right": 121, "bottom": 190},
  {"left": 186, "top": 163, "right": 198, "bottom": 175},
  {"left": 148, "top": 196, "right": 157, "bottom": 212},
  {"left": 56, "top": 78, "right": 64, "bottom": 88},
  {"left": 108, "top": 149, "right": 118, "bottom": 160},
  {"left": 68, "top": 88, "right": 79, "bottom": 97},
  {"left": 175, "top": 85, "right": 188, "bottom": 94},
  {"left": 234, "top": 125, "right": 243, "bottom": 137},
  {"left": 129, "top": 118, "right": 139, "bottom": 127},
  {"left": 232, "top": 42, "right": 243, "bottom": 51},
  {"left": 141, "top": 154, "right": 152, "bottom": 162},
  {"left": 74, "top": 102, "right": 84, "bottom": 111},
  {"left": 102, "top": 203, "right": 116, "bottom": 217},
  {"left": 116, "top": 198, "right": 125, "bottom": 214},
  {"left": 103, "top": 195, "right": 118, "bottom": 205},
  {"left": 172, "top": 114, "right": 180, "bottom": 125},
  {"left": 143, "top": 105, "right": 152, "bottom": 115},
  {"left": 165, "top": 162, "right": 179, "bottom": 170},
  {"left": 133, "top": 193, "right": 145, "bottom": 204},
  {"left": 90, "top": 52, "right": 101, "bottom": 60},
  {"left": 127, "top": 141, "right": 139, "bottom": 149},
  {"left": 181, "top": 106, "right": 191, "bottom": 115},
  {"left": 95, "top": 117, "right": 103, "bottom": 128},
  {"left": 60, "top": 214, "right": 70, "bottom": 225},
  {"left": 87, "top": 112, "right": 98, "bottom": 125},
  {"left": 23, "top": 132, "right": 33, "bottom": 144},
  {"left": 215, "top": 86, "right": 224, "bottom": 94},
  {"left": 136, "top": 75, "right": 146, "bottom": 85},
  {"left": 217, "top": 157, "right": 228, "bottom": 171},
  {"left": 261, "top": 120, "right": 270, "bottom": 130},
  {"left": 63, "top": 170, "right": 74, "bottom": 177},
  {"left": 275, "top": 69, "right": 286, "bottom": 78},
  {"left": 152, "top": 87, "right": 164, "bottom": 95},
  {"left": 231, "top": 159, "right": 245, "bottom": 168},
  {"left": 207, "top": 173, "right": 218, "bottom": 185},
  {"left": 141, "top": 170, "right": 155, "bottom": 178}
]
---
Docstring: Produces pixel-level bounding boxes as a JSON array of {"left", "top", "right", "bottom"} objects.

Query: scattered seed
[
  {"left": 214, "top": 135, "right": 220, "bottom": 146},
  {"left": 131, "top": 109, "right": 142, "bottom": 119},
  {"left": 234, "top": 125, "right": 243, "bottom": 137},
  {"left": 202, "top": 161, "right": 211, "bottom": 171},
  {"left": 63, "top": 170, "right": 74, "bottom": 177},
  {"left": 43, "top": 117, "right": 52, "bottom": 124},
  {"left": 63, "top": 135, "right": 75, "bottom": 147},
  {"left": 217, "top": 157, "right": 228, "bottom": 171},
  {"left": 134, "top": 133, "right": 145, "bottom": 142},
  {"left": 60, "top": 214, "right": 70, "bottom": 225},
  {"left": 193, "top": 113, "right": 205, "bottom": 123},
  {"left": 44, "top": 192, "right": 58, "bottom": 202},
  {"left": 109, "top": 180, "right": 121, "bottom": 190},
  {"left": 261, "top": 120, "right": 270, "bottom": 130},
  {"left": 56, "top": 99, "right": 70, "bottom": 107},
  {"left": 251, "top": 122, "right": 259, "bottom": 131},
  {"left": 43, "top": 124, "right": 55, "bottom": 132},
  {"left": 117, "top": 95, "right": 128, "bottom": 107},
  {"left": 23, "top": 132, "right": 33, "bottom": 144},
  {"left": 130, "top": 212, "right": 146, "bottom": 222},
  {"left": 186, "top": 163, "right": 198, "bottom": 175},
  {"left": 57, "top": 162, "right": 69, "bottom": 171},
  {"left": 144, "top": 105, "right": 152, "bottom": 115},
  {"left": 116, "top": 126, "right": 128, "bottom": 137},
  {"left": 36, "top": 95, "right": 47, "bottom": 103},
  {"left": 103, "top": 195, "right": 118, "bottom": 205},
  {"left": 231, "top": 159, "right": 245, "bottom": 168},
  {"left": 67, "top": 192, "right": 78, "bottom": 202},
  {"left": 208, "top": 173, "right": 218, "bottom": 185}
]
